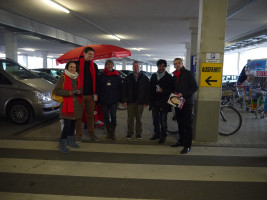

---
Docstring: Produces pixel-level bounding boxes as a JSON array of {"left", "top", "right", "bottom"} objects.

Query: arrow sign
[{"left": 205, "top": 76, "right": 217, "bottom": 85}]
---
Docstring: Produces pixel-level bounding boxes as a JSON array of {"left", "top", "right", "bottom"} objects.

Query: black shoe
[
  {"left": 150, "top": 135, "right": 160, "bottom": 140},
  {"left": 170, "top": 142, "right": 182, "bottom": 147},
  {"left": 181, "top": 147, "right": 191, "bottom": 154},
  {"left": 158, "top": 138, "right": 166, "bottom": 144}
]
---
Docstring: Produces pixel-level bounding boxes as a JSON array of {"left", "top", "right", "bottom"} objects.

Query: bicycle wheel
[
  {"left": 219, "top": 106, "right": 242, "bottom": 136},
  {"left": 167, "top": 108, "right": 178, "bottom": 134}
]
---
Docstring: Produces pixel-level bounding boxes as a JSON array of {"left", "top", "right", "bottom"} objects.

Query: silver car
[{"left": 0, "top": 58, "right": 60, "bottom": 124}]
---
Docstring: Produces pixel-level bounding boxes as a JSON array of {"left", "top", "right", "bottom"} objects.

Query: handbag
[{"left": 51, "top": 75, "right": 65, "bottom": 104}]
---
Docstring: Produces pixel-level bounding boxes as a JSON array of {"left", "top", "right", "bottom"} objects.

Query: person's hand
[
  {"left": 157, "top": 88, "right": 162, "bottom": 93},
  {"left": 76, "top": 90, "right": 81, "bottom": 95},
  {"left": 177, "top": 93, "right": 183, "bottom": 98},
  {"left": 70, "top": 91, "right": 74, "bottom": 96},
  {"left": 93, "top": 94, "right": 98, "bottom": 102},
  {"left": 123, "top": 103, "right": 127, "bottom": 107}
]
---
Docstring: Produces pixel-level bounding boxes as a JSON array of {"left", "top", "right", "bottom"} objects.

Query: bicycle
[
  {"left": 219, "top": 105, "right": 242, "bottom": 136},
  {"left": 167, "top": 105, "right": 242, "bottom": 136}
]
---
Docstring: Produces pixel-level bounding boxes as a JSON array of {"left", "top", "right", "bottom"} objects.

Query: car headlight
[{"left": 35, "top": 92, "right": 51, "bottom": 102}]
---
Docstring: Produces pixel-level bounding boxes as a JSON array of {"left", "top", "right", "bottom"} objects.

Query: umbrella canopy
[{"left": 56, "top": 44, "right": 131, "bottom": 64}]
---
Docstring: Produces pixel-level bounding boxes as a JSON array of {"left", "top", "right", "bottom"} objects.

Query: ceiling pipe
[{"left": 227, "top": 0, "right": 256, "bottom": 19}]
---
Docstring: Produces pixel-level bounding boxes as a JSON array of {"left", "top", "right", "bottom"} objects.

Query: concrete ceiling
[{"left": 0, "top": 0, "right": 267, "bottom": 65}]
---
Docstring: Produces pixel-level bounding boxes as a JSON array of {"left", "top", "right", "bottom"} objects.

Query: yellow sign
[{"left": 200, "top": 63, "right": 223, "bottom": 87}]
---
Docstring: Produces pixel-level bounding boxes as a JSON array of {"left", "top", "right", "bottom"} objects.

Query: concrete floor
[{"left": 0, "top": 108, "right": 267, "bottom": 200}]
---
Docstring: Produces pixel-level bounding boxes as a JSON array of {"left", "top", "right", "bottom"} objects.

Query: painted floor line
[
  {"left": 0, "top": 192, "right": 161, "bottom": 200},
  {"left": 0, "top": 139, "right": 266, "bottom": 157},
  {"left": 0, "top": 158, "right": 267, "bottom": 182}
]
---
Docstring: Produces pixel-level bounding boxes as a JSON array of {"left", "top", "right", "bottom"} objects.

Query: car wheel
[{"left": 7, "top": 100, "right": 33, "bottom": 124}]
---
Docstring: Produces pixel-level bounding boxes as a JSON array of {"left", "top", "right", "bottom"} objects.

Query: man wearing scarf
[
  {"left": 170, "top": 58, "right": 198, "bottom": 154},
  {"left": 76, "top": 47, "right": 99, "bottom": 142},
  {"left": 149, "top": 59, "right": 173, "bottom": 144}
]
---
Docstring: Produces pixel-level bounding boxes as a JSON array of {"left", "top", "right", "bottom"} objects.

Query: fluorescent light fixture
[
  {"left": 21, "top": 48, "right": 35, "bottom": 52},
  {"left": 146, "top": 54, "right": 151, "bottom": 57},
  {"left": 17, "top": 52, "right": 21, "bottom": 54},
  {"left": 44, "top": 0, "right": 70, "bottom": 13},
  {"left": 110, "top": 35, "right": 121, "bottom": 41}
]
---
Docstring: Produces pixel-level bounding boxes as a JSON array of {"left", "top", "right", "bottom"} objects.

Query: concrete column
[
  {"left": 237, "top": 52, "right": 241, "bottom": 74},
  {"left": 4, "top": 31, "right": 17, "bottom": 61},
  {"left": 189, "top": 19, "right": 198, "bottom": 75},
  {"left": 122, "top": 58, "right": 126, "bottom": 70},
  {"left": 194, "top": 0, "right": 228, "bottom": 142},
  {"left": 185, "top": 43, "right": 191, "bottom": 69},
  {"left": 41, "top": 51, "right": 48, "bottom": 68},
  {"left": 150, "top": 65, "right": 152, "bottom": 72}
]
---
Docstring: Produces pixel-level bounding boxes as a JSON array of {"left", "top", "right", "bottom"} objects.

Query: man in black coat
[
  {"left": 122, "top": 61, "right": 150, "bottom": 139},
  {"left": 149, "top": 59, "right": 173, "bottom": 144},
  {"left": 170, "top": 58, "right": 198, "bottom": 154}
]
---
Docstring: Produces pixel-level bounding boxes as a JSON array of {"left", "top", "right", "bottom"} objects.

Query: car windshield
[{"left": 2, "top": 61, "right": 38, "bottom": 79}]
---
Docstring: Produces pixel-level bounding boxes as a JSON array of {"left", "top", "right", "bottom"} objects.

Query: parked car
[
  {"left": 98, "top": 69, "right": 127, "bottom": 80},
  {"left": 222, "top": 75, "right": 239, "bottom": 83},
  {"left": 120, "top": 70, "right": 133, "bottom": 76},
  {"left": 33, "top": 68, "right": 64, "bottom": 79},
  {"left": 31, "top": 70, "right": 58, "bottom": 84},
  {"left": 0, "top": 58, "right": 60, "bottom": 124},
  {"left": 120, "top": 70, "right": 152, "bottom": 79}
]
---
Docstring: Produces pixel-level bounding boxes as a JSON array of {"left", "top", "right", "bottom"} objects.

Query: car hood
[{"left": 20, "top": 78, "right": 54, "bottom": 93}]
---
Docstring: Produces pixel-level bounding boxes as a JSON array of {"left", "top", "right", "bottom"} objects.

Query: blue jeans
[
  {"left": 152, "top": 106, "right": 168, "bottom": 139},
  {"left": 102, "top": 103, "right": 117, "bottom": 126}
]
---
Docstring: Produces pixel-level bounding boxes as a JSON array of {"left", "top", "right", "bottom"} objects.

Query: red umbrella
[{"left": 56, "top": 44, "right": 131, "bottom": 64}]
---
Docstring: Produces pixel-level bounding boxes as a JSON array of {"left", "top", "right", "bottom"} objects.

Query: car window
[
  {"left": 51, "top": 69, "right": 63, "bottom": 77},
  {"left": 0, "top": 72, "right": 12, "bottom": 85},
  {"left": 2, "top": 61, "right": 37, "bottom": 80}
]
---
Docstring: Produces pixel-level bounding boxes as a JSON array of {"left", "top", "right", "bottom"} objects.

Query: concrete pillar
[
  {"left": 237, "top": 52, "right": 241, "bottom": 74},
  {"left": 41, "top": 51, "right": 48, "bottom": 68},
  {"left": 189, "top": 19, "right": 198, "bottom": 75},
  {"left": 122, "top": 58, "right": 126, "bottom": 70},
  {"left": 185, "top": 43, "right": 191, "bottom": 69},
  {"left": 4, "top": 31, "right": 17, "bottom": 61},
  {"left": 150, "top": 65, "right": 152, "bottom": 72},
  {"left": 194, "top": 0, "right": 227, "bottom": 142}
]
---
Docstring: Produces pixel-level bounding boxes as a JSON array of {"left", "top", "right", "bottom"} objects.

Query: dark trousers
[
  {"left": 102, "top": 103, "right": 117, "bottom": 126},
  {"left": 175, "top": 104, "right": 193, "bottom": 148},
  {"left": 152, "top": 106, "right": 168, "bottom": 139},
  {"left": 61, "top": 119, "right": 76, "bottom": 139}
]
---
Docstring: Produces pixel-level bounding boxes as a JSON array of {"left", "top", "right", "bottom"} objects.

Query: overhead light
[
  {"left": 17, "top": 52, "right": 21, "bottom": 54},
  {"left": 21, "top": 48, "right": 35, "bottom": 52},
  {"left": 146, "top": 54, "right": 151, "bottom": 57},
  {"left": 44, "top": 0, "right": 70, "bottom": 13},
  {"left": 110, "top": 35, "right": 121, "bottom": 41}
]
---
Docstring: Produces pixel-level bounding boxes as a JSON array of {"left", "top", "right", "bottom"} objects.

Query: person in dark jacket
[
  {"left": 122, "top": 61, "right": 150, "bottom": 139},
  {"left": 170, "top": 58, "right": 198, "bottom": 154},
  {"left": 149, "top": 59, "right": 173, "bottom": 144},
  {"left": 98, "top": 60, "right": 122, "bottom": 140},
  {"left": 237, "top": 65, "right": 247, "bottom": 84},
  {"left": 76, "top": 47, "right": 99, "bottom": 142},
  {"left": 54, "top": 61, "right": 83, "bottom": 153}
]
